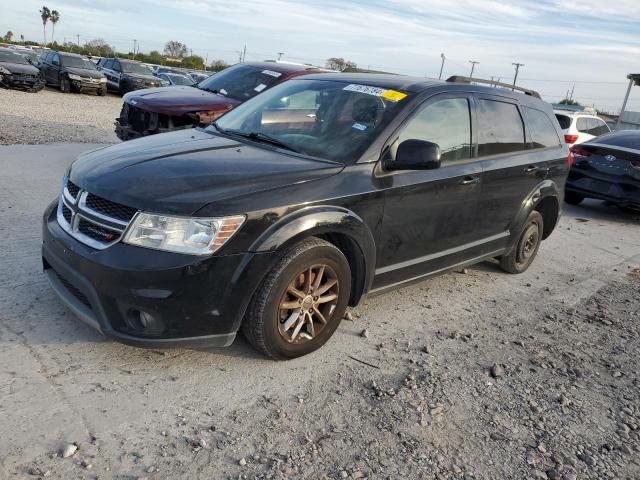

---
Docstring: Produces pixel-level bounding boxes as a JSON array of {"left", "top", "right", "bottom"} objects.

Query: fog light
[{"left": 126, "top": 309, "right": 165, "bottom": 335}]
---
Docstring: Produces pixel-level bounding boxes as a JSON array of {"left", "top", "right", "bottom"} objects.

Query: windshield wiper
[{"left": 224, "top": 130, "right": 300, "bottom": 153}]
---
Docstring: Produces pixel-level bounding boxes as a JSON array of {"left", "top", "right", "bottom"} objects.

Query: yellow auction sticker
[{"left": 381, "top": 90, "right": 407, "bottom": 102}]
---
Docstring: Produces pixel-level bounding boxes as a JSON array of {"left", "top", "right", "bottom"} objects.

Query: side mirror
[{"left": 385, "top": 139, "right": 441, "bottom": 171}]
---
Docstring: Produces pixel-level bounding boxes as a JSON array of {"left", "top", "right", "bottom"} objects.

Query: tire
[
  {"left": 242, "top": 237, "right": 351, "bottom": 360},
  {"left": 564, "top": 191, "right": 584, "bottom": 205},
  {"left": 59, "top": 77, "right": 71, "bottom": 93},
  {"left": 499, "top": 211, "right": 544, "bottom": 274},
  {"left": 97, "top": 88, "right": 107, "bottom": 96}
]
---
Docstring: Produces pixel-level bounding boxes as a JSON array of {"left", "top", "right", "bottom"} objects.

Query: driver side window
[{"left": 398, "top": 98, "right": 472, "bottom": 163}]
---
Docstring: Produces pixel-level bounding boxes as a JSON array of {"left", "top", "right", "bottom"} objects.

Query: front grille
[
  {"left": 54, "top": 270, "right": 92, "bottom": 310},
  {"left": 61, "top": 204, "right": 72, "bottom": 223},
  {"left": 66, "top": 179, "right": 80, "bottom": 198},
  {"left": 86, "top": 193, "right": 137, "bottom": 222},
  {"left": 78, "top": 219, "right": 120, "bottom": 242},
  {"left": 56, "top": 177, "right": 137, "bottom": 250}
]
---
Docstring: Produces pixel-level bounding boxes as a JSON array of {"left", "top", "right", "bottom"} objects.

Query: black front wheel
[
  {"left": 59, "top": 77, "right": 71, "bottom": 93},
  {"left": 499, "top": 211, "right": 544, "bottom": 274},
  {"left": 242, "top": 237, "right": 351, "bottom": 360}
]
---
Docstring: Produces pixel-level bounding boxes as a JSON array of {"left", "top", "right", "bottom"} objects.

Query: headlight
[
  {"left": 0, "top": 66, "right": 10, "bottom": 75},
  {"left": 160, "top": 80, "right": 169, "bottom": 86},
  {"left": 133, "top": 78, "right": 145, "bottom": 85},
  {"left": 68, "top": 73, "right": 83, "bottom": 81},
  {"left": 123, "top": 213, "right": 245, "bottom": 255},
  {"left": 99, "top": 77, "right": 107, "bottom": 83}
]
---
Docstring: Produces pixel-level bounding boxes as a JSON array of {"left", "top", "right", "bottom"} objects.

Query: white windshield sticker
[
  {"left": 343, "top": 84, "right": 386, "bottom": 97},
  {"left": 254, "top": 83, "right": 267, "bottom": 92},
  {"left": 262, "top": 69, "right": 282, "bottom": 78},
  {"left": 219, "top": 88, "right": 228, "bottom": 96},
  {"left": 352, "top": 122, "right": 367, "bottom": 131}
]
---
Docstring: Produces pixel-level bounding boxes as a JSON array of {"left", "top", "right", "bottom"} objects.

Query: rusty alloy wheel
[{"left": 277, "top": 264, "right": 339, "bottom": 344}]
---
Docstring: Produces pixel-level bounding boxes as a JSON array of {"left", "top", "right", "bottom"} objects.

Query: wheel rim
[
  {"left": 517, "top": 223, "right": 539, "bottom": 265},
  {"left": 277, "top": 263, "right": 339, "bottom": 344}
]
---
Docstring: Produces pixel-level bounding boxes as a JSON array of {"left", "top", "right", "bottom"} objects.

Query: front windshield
[
  {"left": 121, "top": 62, "right": 152, "bottom": 75},
  {"left": 212, "top": 79, "right": 410, "bottom": 164},
  {"left": 0, "top": 50, "right": 29, "bottom": 65},
  {"left": 167, "top": 73, "right": 195, "bottom": 86},
  {"left": 61, "top": 55, "right": 97, "bottom": 70},
  {"left": 198, "top": 65, "right": 283, "bottom": 101}
]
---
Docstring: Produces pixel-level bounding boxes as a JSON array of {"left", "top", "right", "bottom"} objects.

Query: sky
[{"left": 2, "top": 0, "right": 639, "bottom": 113}]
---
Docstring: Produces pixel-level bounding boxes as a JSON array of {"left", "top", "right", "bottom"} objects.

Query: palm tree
[
  {"left": 50, "top": 10, "right": 60, "bottom": 44},
  {"left": 39, "top": 6, "right": 50, "bottom": 46}
]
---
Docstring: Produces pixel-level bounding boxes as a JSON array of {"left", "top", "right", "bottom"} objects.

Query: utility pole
[
  {"left": 569, "top": 83, "right": 575, "bottom": 101},
  {"left": 468, "top": 60, "right": 479, "bottom": 79},
  {"left": 242, "top": 44, "right": 247, "bottom": 62},
  {"left": 277, "top": 52, "right": 284, "bottom": 61},
  {"left": 132, "top": 39, "right": 137, "bottom": 59},
  {"left": 76, "top": 34, "right": 80, "bottom": 47},
  {"left": 438, "top": 53, "right": 445, "bottom": 79},
  {"left": 512, "top": 62, "right": 524, "bottom": 90}
]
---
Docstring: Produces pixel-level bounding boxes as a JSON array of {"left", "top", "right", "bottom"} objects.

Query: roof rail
[{"left": 446, "top": 75, "right": 541, "bottom": 99}]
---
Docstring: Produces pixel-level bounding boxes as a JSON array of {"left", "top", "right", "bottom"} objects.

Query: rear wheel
[
  {"left": 59, "top": 77, "right": 71, "bottom": 93},
  {"left": 564, "top": 191, "right": 584, "bottom": 205},
  {"left": 242, "top": 237, "right": 351, "bottom": 360},
  {"left": 499, "top": 211, "right": 544, "bottom": 274}
]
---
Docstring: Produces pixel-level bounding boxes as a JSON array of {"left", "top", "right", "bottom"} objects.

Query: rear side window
[
  {"left": 477, "top": 99, "right": 525, "bottom": 156},
  {"left": 398, "top": 97, "right": 472, "bottom": 164},
  {"left": 524, "top": 107, "right": 560, "bottom": 148},
  {"left": 576, "top": 117, "right": 590, "bottom": 133},
  {"left": 591, "top": 119, "right": 610, "bottom": 136},
  {"left": 103, "top": 59, "right": 113, "bottom": 70},
  {"left": 555, "top": 114, "right": 571, "bottom": 130}
]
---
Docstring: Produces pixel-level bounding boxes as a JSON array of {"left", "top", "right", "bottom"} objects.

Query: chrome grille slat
[{"left": 56, "top": 178, "right": 137, "bottom": 250}]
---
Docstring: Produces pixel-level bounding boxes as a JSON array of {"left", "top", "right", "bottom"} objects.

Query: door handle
[
  {"left": 460, "top": 176, "right": 480, "bottom": 185},
  {"left": 524, "top": 165, "right": 539, "bottom": 173}
]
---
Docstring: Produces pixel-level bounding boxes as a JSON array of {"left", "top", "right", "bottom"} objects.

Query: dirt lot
[
  {"left": 0, "top": 143, "right": 639, "bottom": 480},
  {"left": 0, "top": 87, "right": 121, "bottom": 145}
]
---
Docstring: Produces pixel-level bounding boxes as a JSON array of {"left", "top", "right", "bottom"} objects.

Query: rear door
[
  {"left": 374, "top": 93, "right": 483, "bottom": 289},
  {"left": 474, "top": 96, "right": 552, "bottom": 243}
]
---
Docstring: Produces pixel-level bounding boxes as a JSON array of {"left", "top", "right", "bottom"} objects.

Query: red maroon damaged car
[{"left": 115, "top": 62, "right": 327, "bottom": 141}]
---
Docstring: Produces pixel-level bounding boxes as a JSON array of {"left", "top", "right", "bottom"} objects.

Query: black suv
[
  {"left": 39, "top": 51, "right": 107, "bottom": 95},
  {"left": 96, "top": 57, "right": 164, "bottom": 94},
  {"left": 42, "top": 74, "right": 568, "bottom": 359}
]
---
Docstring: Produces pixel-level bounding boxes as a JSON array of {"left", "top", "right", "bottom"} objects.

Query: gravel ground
[
  {"left": 0, "top": 87, "right": 121, "bottom": 144},
  {"left": 0, "top": 144, "right": 639, "bottom": 480}
]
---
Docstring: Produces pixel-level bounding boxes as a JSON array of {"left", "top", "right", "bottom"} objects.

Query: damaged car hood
[
  {"left": 65, "top": 67, "right": 104, "bottom": 79},
  {"left": 123, "top": 86, "right": 239, "bottom": 116},
  {"left": 69, "top": 129, "right": 343, "bottom": 215},
  {"left": 1, "top": 61, "right": 40, "bottom": 75}
]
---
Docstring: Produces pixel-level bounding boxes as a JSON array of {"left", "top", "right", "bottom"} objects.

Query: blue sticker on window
[{"left": 352, "top": 122, "right": 367, "bottom": 131}]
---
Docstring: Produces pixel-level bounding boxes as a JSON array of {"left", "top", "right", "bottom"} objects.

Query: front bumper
[
  {"left": 566, "top": 171, "right": 640, "bottom": 207},
  {"left": 0, "top": 73, "right": 45, "bottom": 91},
  {"left": 115, "top": 102, "right": 197, "bottom": 141},
  {"left": 71, "top": 78, "right": 106, "bottom": 93},
  {"left": 42, "top": 202, "right": 275, "bottom": 348}
]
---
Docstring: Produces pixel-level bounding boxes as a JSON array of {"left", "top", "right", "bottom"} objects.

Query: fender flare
[
  {"left": 506, "top": 179, "right": 561, "bottom": 252},
  {"left": 249, "top": 205, "right": 377, "bottom": 303}
]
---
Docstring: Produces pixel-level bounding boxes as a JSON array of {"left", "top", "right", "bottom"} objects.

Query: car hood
[
  {"left": 1, "top": 61, "right": 40, "bottom": 75},
  {"left": 123, "top": 86, "right": 239, "bottom": 115},
  {"left": 65, "top": 67, "right": 104, "bottom": 79},
  {"left": 69, "top": 129, "right": 343, "bottom": 215},
  {"left": 123, "top": 72, "right": 161, "bottom": 82}
]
